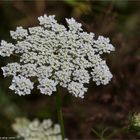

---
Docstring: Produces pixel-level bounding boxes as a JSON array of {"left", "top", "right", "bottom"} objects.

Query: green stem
[
  {"left": 55, "top": 90, "right": 65, "bottom": 140},
  {"left": 107, "top": 127, "right": 126, "bottom": 139},
  {"left": 92, "top": 129, "right": 107, "bottom": 140}
]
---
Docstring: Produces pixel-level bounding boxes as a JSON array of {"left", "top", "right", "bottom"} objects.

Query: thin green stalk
[
  {"left": 92, "top": 128, "right": 107, "bottom": 140},
  {"left": 107, "top": 127, "right": 126, "bottom": 139},
  {"left": 55, "top": 90, "right": 65, "bottom": 140}
]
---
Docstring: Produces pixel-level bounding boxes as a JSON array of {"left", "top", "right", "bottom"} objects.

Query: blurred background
[{"left": 0, "top": 0, "right": 140, "bottom": 139}]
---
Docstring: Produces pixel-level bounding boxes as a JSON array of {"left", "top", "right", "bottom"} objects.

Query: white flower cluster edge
[
  {"left": 132, "top": 113, "right": 140, "bottom": 127},
  {"left": 12, "top": 118, "right": 68, "bottom": 140},
  {"left": 0, "top": 14, "right": 115, "bottom": 98}
]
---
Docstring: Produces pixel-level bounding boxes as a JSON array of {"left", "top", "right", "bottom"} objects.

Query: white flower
[
  {"left": 1, "top": 63, "right": 21, "bottom": 77},
  {"left": 66, "top": 18, "right": 82, "bottom": 32},
  {"left": 10, "top": 26, "right": 28, "bottom": 40},
  {"left": 12, "top": 118, "right": 67, "bottom": 140},
  {"left": 9, "top": 75, "right": 33, "bottom": 96},
  {"left": 15, "top": 40, "right": 32, "bottom": 53},
  {"left": 21, "top": 64, "right": 37, "bottom": 77},
  {"left": 73, "top": 69, "right": 90, "bottom": 84},
  {"left": 38, "top": 14, "right": 57, "bottom": 28},
  {"left": 68, "top": 82, "right": 87, "bottom": 98},
  {"left": 79, "top": 32, "right": 94, "bottom": 44},
  {"left": 28, "top": 26, "right": 44, "bottom": 35},
  {"left": 54, "top": 70, "right": 72, "bottom": 87},
  {"left": 0, "top": 14, "right": 115, "bottom": 98},
  {"left": 132, "top": 113, "right": 140, "bottom": 127},
  {"left": 94, "top": 36, "right": 115, "bottom": 54},
  {"left": 91, "top": 61, "right": 113, "bottom": 85},
  {"left": 0, "top": 40, "right": 15, "bottom": 57},
  {"left": 36, "top": 66, "right": 53, "bottom": 78},
  {"left": 37, "top": 78, "right": 57, "bottom": 95}
]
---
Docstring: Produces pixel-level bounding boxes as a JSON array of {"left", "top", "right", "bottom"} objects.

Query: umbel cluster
[{"left": 0, "top": 14, "right": 115, "bottom": 98}]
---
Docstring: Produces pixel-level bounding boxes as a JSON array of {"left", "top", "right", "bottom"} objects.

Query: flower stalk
[{"left": 55, "top": 89, "right": 65, "bottom": 139}]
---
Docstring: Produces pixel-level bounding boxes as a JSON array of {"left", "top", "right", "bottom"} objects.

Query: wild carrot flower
[
  {"left": 128, "top": 112, "right": 140, "bottom": 135},
  {"left": 12, "top": 118, "right": 67, "bottom": 140},
  {"left": 0, "top": 14, "right": 115, "bottom": 98},
  {"left": 129, "top": 113, "right": 140, "bottom": 128},
  {"left": 132, "top": 113, "right": 140, "bottom": 127}
]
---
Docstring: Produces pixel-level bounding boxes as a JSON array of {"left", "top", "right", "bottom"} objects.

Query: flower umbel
[
  {"left": 0, "top": 14, "right": 115, "bottom": 98},
  {"left": 129, "top": 113, "right": 140, "bottom": 129},
  {"left": 12, "top": 118, "right": 67, "bottom": 140},
  {"left": 132, "top": 113, "right": 140, "bottom": 127}
]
